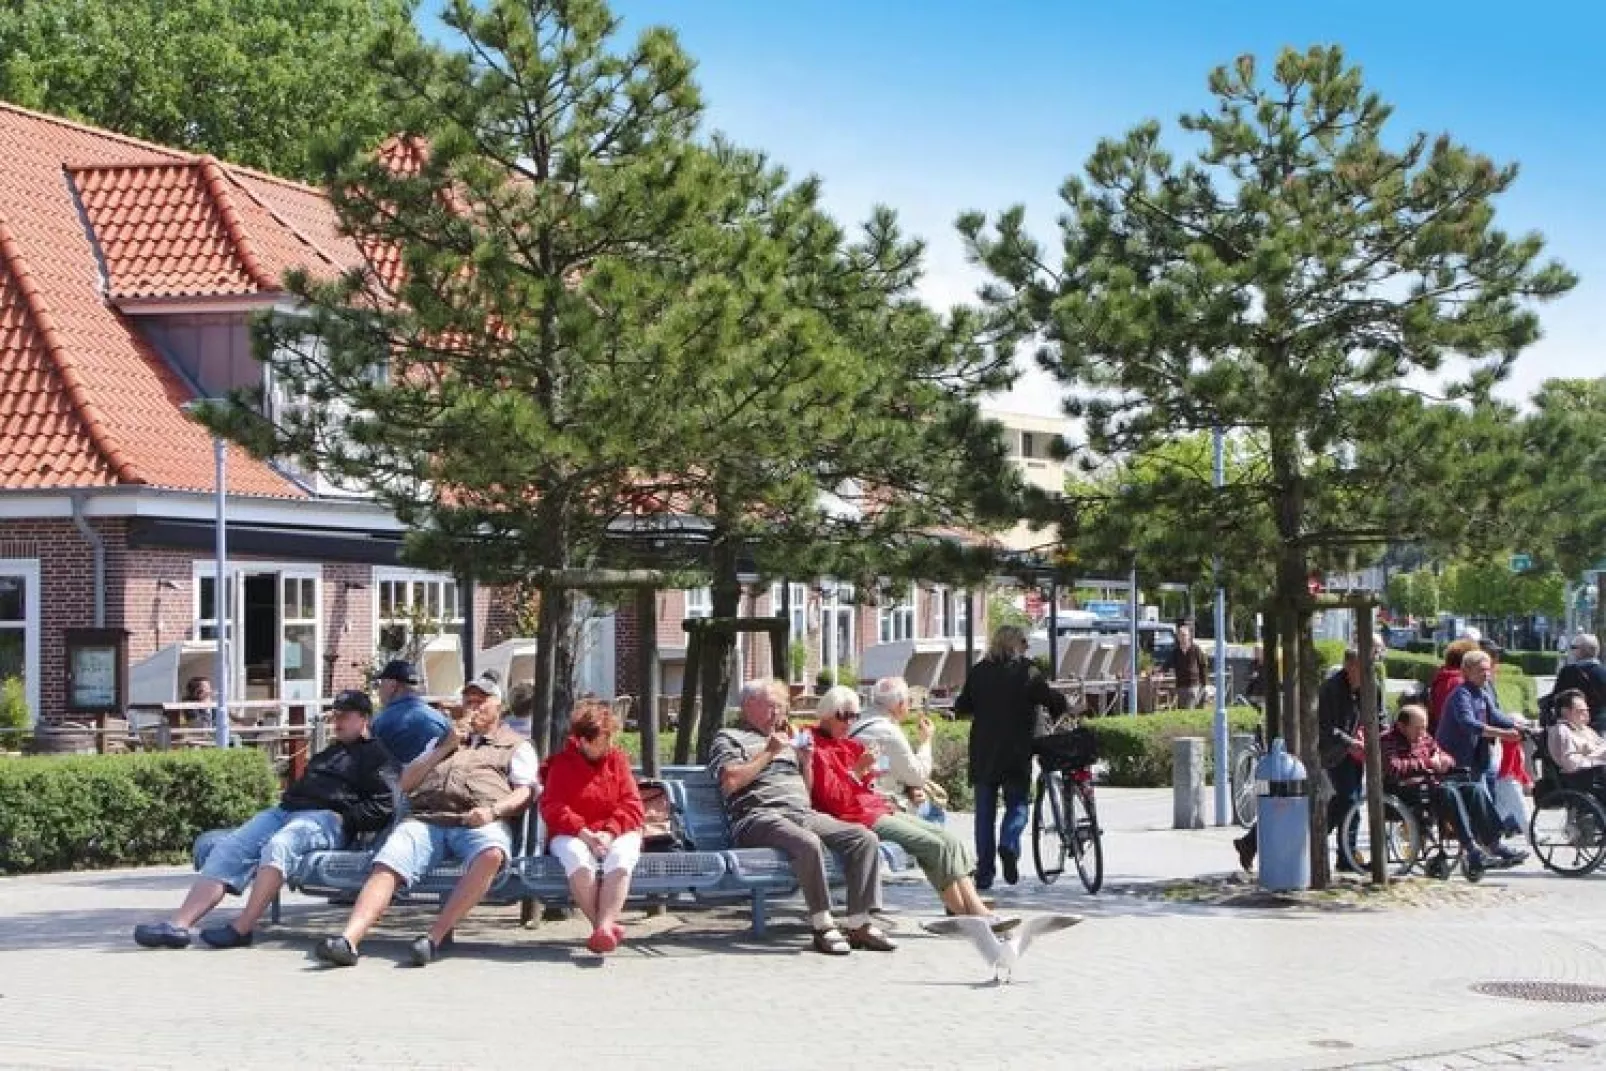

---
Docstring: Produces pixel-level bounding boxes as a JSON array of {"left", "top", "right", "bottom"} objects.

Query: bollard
[
  {"left": 1256, "top": 739, "right": 1311, "bottom": 892},
  {"left": 1172, "top": 736, "right": 1205, "bottom": 829}
]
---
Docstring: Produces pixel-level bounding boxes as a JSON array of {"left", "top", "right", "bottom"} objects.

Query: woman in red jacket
[{"left": 540, "top": 701, "right": 644, "bottom": 954}]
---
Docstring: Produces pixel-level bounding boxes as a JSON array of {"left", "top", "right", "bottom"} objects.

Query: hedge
[
  {"left": 1503, "top": 649, "right": 1562, "bottom": 677},
  {"left": 0, "top": 749, "right": 278, "bottom": 875}
]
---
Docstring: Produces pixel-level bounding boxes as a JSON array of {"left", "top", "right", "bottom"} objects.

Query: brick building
[{"left": 0, "top": 103, "right": 992, "bottom": 725}]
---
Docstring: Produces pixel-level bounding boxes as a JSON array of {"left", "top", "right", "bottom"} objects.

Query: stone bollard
[{"left": 1173, "top": 736, "right": 1205, "bottom": 830}]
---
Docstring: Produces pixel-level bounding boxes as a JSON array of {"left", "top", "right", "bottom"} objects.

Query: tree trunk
[
  {"left": 695, "top": 535, "right": 743, "bottom": 763},
  {"left": 531, "top": 582, "right": 562, "bottom": 760},
  {"left": 549, "top": 588, "right": 578, "bottom": 756},
  {"left": 1261, "top": 609, "right": 1281, "bottom": 744},
  {"left": 1298, "top": 610, "right": 1329, "bottom": 889},
  {"left": 1595, "top": 572, "right": 1605, "bottom": 639}
]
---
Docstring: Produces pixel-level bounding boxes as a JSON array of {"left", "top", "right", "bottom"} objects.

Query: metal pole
[
  {"left": 1127, "top": 562, "right": 1139, "bottom": 714},
  {"left": 828, "top": 584, "right": 839, "bottom": 684},
  {"left": 1048, "top": 578, "right": 1060, "bottom": 678},
  {"left": 1212, "top": 426, "right": 1229, "bottom": 825},
  {"left": 213, "top": 435, "right": 230, "bottom": 749},
  {"left": 637, "top": 588, "right": 660, "bottom": 777}
]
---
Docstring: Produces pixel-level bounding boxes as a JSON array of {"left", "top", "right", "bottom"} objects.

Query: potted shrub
[{"left": 789, "top": 640, "right": 808, "bottom": 698}]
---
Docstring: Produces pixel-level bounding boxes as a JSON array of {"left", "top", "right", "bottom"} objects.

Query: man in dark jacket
[
  {"left": 1553, "top": 633, "right": 1606, "bottom": 733},
  {"left": 134, "top": 689, "right": 396, "bottom": 950},
  {"left": 1317, "top": 650, "right": 1379, "bottom": 871},
  {"left": 955, "top": 625, "right": 1069, "bottom": 889}
]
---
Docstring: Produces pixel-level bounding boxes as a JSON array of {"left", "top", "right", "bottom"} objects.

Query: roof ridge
[
  {"left": 221, "top": 167, "right": 343, "bottom": 272},
  {"left": 195, "top": 155, "right": 278, "bottom": 292},
  {"left": 0, "top": 101, "right": 191, "bottom": 162},
  {"left": 0, "top": 212, "right": 141, "bottom": 484}
]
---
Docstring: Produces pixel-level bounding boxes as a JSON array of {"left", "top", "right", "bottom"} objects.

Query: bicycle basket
[{"left": 1033, "top": 727, "right": 1097, "bottom": 771}]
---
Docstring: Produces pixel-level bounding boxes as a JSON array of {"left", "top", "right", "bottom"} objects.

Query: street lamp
[
  {"left": 1212, "top": 425, "right": 1229, "bottom": 826},
  {"left": 182, "top": 402, "right": 230, "bottom": 749}
]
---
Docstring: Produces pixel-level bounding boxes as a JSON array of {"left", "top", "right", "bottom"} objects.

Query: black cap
[
  {"left": 377, "top": 659, "right": 421, "bottom": 686},
  {"left": 331, "top": 689, "right": 374, "bottom": 717}
]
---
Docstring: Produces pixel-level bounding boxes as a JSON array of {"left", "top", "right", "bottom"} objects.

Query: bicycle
[
  {"left": 1228, "top": 712, "right": 1263, "bottom": 828},
  {"left": 1030, "top": 726, "right": 1104, "bottom": 894}
]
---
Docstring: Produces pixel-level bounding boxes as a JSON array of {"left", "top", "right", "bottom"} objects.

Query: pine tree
[{"left": 961, "top": 46, "right": 1573, "bottom": 885}]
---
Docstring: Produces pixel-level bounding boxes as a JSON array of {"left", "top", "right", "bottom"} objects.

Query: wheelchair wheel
[
  {"left": 1340, "top": 795, "right": 1422, "bottom": 877},
  {"left": 1528, "top": 788, "right": 1606, "bottom": 878},
  {"left": 1032, "top": 768, "right": 1068, "bottom": 884}
]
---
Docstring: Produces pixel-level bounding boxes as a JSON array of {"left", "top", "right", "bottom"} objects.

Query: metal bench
[{"left": 193, "top": 764, "right": 912, "bottom": 936}]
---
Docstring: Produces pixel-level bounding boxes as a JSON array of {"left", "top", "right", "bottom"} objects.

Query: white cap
[{"left": 462, "top": 672, "right": 503, "bottom": 701}]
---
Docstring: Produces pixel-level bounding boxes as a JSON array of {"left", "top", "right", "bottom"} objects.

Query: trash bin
[{"left": 1255, "top": 738, "right": 1310, "bottom": 892}]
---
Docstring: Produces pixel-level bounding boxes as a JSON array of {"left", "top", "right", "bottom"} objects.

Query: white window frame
[
  {"left": 374, "top": 567, "right": 464, "bottom": 661},
  {"left": 878, "top": 583, "right": 917, "bottom": 644},
  {"left": 769, "top": 582, "right": 809, "bottom": 683},
  {"left": 684, "top": 587, "right": 712, "bottom": 620},
  {"left": 952, "top": 588, "right": 971, "bottom": 640},
  {"left": 931, "top": 585, "right": 946, "bottom": 640},
  {"left": 191, "top": 561, "right": 323, "bottom": 701},
  {"left": 0, "top": 559, "right": 41, "bottom": 724},
  {"left": 821, "top": 580, "right": 856, "bottom": 671}
]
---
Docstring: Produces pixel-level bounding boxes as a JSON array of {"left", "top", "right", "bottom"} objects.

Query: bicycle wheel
[
  {"left": 1529, "top": 788, "right": 1606, "bottom": 877},
  {"left": 1069, "top": 780, "right": 1105, "bottom": 894},
  {"left": 1230, "top": 747, "right": 1258, "bottom": 828},
  {"left": 1032, "top": 768, "right": 1068, "bottom": 884},
  {"left": 1340, "top": 795, "right": 1422, "bottom": 877}
]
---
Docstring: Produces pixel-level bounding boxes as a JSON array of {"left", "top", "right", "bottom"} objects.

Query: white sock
[
  {"left": 843, "top": 913, "right": 869, "bottom": 930},
  {"left": 810, "top": 911, "right": 835, "bottom": 931}
]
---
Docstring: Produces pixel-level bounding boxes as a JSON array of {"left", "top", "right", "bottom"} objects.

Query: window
[
  {"left": 684, "top": 587, "right": 712, "bottom": 619},
  {"left": 0, "top": 561, "right": 40, "bottom": 723},
  {"left": 1020, "top": 431, "right": 1037, "bottom": 459},
  {"left": 769, "top": 582, "right": 809, "bottom": 683},
  {"left": 282, "top": 576, "right": 318, "bottom": 685},
  {"left": 820, "top": 581, "right": 856, "bottom": 672},
  {"left": 195, "top": 574, "right": 233, "bottom": 642},
  {"left": 878, "top": 584, "right": 917, "bottom": 643},
  {"left": 952, "top": 588, "right": 971, "bottom": 639},
  {"left": 376, "top": 571, "right": 464, "bottom": 660},
  {"left": 931, "top": 585, "right": 946, "bottom": 640}
]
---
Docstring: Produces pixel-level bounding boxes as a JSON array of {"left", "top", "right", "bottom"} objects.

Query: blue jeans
[
  {"left": 973, "top": 777, "right": 1029, "bottom": 884},
  {"left": 199, "top": 807, "right": 343, "bottom": 894}
]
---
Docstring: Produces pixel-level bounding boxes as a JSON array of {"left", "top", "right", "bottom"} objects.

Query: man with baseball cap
[
  {"left": 372, "top": 659, "right": 451, "bottom": 764},
  {"left": 134, "top": 689, "right": 398, "bottom": 950},
  {"left": 316, "top": 669, "right": 537, "bottom": 968}
]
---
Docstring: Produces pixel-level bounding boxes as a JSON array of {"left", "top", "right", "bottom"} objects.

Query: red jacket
[
  {"left": 1428, "top": 667, "right": 1463, "bottom": 733},
  {"left": 809, "top": 734, "right": 893, "bottom": 827},
  {"left": 539, "top": 739, "right": 644, "bottom": 838},
  {"left": 1380, "top": 726, "right": 1450, "bottom": 785}
]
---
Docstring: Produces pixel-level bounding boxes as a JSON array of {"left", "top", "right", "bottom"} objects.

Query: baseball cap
[
  {"left": 330, "top": 689, "right": 374, "bottom": 717},
  {"left": 377, "top": 659, "right": 421, "bottom": 686},
  {"left": 462, "top": 672, "right": 503, "bottom": 701}
]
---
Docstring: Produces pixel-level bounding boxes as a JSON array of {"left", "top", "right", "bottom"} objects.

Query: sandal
[
  {"left": 811, "top": 927, "right": 852, "bottom": 955},
  {"left": 846, "top": 924, "right": 898, "bottom": 952}
]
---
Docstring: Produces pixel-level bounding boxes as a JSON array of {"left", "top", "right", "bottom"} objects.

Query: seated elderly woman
[
  {"left": 845, "top": 676, "right": 941, "bottom": 822},
  {"left": 539, "top": 700, "right": 645, "bottom": 954},
  {"left": 809, "top": 686, "right": 1013, "bottom": 931}
]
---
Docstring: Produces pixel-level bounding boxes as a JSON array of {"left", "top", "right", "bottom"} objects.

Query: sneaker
[
  {"left": 314, "top": 936, "right": 359, "bottom": 968},
  {"left": 199, "top": 924, "right": 253, "bottom": 949},
  {"left": 975, "top": 876, "right": 994, "bottom": 892},
  {"left": 1489, "top": 844, "right": 1529, "bottom": 868},
  {"left": 1000, "top": 851, "right": 1020, "bottom": 886},
  {"left": 409, "top": 935, "right": 437, "bottom": 967},
  {"left": 133, "top": 922, "right": 191, "bottom": 950}
]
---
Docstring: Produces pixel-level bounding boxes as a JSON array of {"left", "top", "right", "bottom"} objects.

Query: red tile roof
[{"left": 0, "top": 101, "right": 367, "bottom": 496}]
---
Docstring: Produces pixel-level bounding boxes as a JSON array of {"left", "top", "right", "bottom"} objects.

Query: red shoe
[
  {"left": 586, "top": 927, "right": 618, "bottom": 954},
  {"left": 609, "top": 922, "right": 625, "bottom": 944}
]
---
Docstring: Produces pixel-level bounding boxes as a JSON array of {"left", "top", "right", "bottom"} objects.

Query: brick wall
[
  {"left": 0, "top": 518, "right": 115, "bottom": 721},
  {"left": 321, "top": 562, "right": 374, "bottom": 693}
]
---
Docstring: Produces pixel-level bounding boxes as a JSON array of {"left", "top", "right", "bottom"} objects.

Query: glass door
[{"left": 279, "top": 573, "right": 320, "bottom": 701}]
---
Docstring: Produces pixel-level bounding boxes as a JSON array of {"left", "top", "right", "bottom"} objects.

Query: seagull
[{"left": 921, "top": 913, "right": 1084, "bottom": 985}]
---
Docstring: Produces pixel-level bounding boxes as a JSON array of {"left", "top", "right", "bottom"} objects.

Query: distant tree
[
  {"left": 961, "top": 45, "right": 1573, "bottom": 885},
  {"left": 0, "top": 0, "right": 416, "bottom": 181},
  {"left": 1385, "top": 567, "right": 1439, "bottom": 621},
  {"left": 1521, "top": 378, "right": 1606, "bottom": 634}
]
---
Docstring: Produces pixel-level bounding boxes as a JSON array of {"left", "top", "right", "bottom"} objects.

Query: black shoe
[
  {"left": 975, "top": 876, "right": 994, "bottom": 892},
  {"left": 409, "top": 935, "right": 437, "bottom": 967},
  {"left": 199, "top": 924, "right": 253, "bottom": 949},
  {"left": 314, "top": 936, "right": 359, "bottom": 968},
  {"left": 133, "top": 922, "right": 191, "bottom": 949},
  {"left": 1233, "top": 835, "right": 1256, "bottom": 872},
  {"left": 1000, "top": 851, "right": 1020, "bottom": 886}
]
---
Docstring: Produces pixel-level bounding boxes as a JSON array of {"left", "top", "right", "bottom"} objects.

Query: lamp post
[
  {"left": 183, "top": 402, "right": 229, "bottom": 748},
  {"left": 1212, "top": 425, "right": 1228, "bottom": 825}
]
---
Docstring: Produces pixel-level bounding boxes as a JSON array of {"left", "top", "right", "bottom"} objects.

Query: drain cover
[{"left": 1472, "top": 981, "right": 1606, "bottom": 1004}]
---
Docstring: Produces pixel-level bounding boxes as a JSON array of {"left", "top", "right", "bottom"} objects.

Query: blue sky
[{"left": 431, "top": 2, "right": 1604, "bottom": 418}]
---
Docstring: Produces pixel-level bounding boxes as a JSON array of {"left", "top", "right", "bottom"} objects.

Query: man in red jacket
[
  {"left": 540, "top": 701, "right": 645, "bottom": 954},
  {"left": 1382, "top": 704, "right": 1513, "bottom": 871}
]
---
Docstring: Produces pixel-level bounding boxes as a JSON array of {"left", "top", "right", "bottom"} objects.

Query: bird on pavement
[{"left": 921, "top": 913, "right": 1084, "bottom": 984}]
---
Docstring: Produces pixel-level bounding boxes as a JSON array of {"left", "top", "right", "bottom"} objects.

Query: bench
[{"left": 193, "top": 764, "right": 911, "bottom": 936}]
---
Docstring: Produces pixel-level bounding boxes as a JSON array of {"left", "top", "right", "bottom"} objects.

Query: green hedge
[
  {"left": 1083, "top": 708, "right": 1264, "bottom": 788},
  {"left": 1380, "top": 651, "right": 1538, "bottom": 714},
  {"left": 0, "top": 749, "right": 278, "bottom": 875},
  {"left": 1503, "top": 649, "right": 1562, "bottom": 676}
]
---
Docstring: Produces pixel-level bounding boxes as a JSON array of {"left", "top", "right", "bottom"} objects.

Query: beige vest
[{"left": 407, "top": 724, "right": 521, "bottom": 825}]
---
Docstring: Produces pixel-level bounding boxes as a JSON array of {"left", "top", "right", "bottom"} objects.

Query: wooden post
[
  {"left": 288, "top": 704, "right": 309, "bottom": 782},
  {"left": 638, "top": 589, "right": 661, "bottom": 777},
  {"left": 672, "top": 624, "right": 703, "bottom": 766},
  {"left": 767, "top": 620, "right": 787, "bottom": 680}
]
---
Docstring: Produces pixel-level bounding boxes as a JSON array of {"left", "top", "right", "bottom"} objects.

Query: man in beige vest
[{"left": 315, "top": 673, "right": 538, "bottom": 968}]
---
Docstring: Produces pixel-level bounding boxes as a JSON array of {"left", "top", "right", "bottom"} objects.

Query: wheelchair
[
  {"left": 1339, "top": 778, "right": 1481, "bottom": 882},
  {"left": 1526, "top": 726, "right": 1606, "bottom": 878}
]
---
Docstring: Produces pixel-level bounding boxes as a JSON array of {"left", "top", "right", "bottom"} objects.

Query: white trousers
[{"left": 550, "top": 830, "right": 643, "bottom": 877}]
